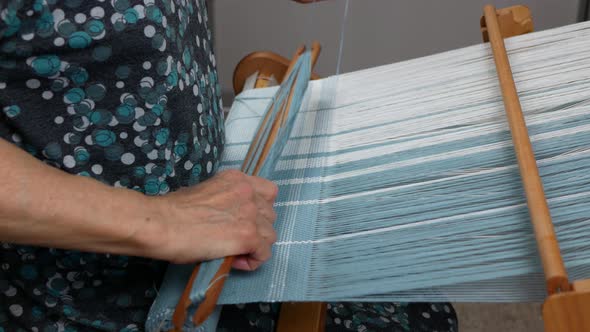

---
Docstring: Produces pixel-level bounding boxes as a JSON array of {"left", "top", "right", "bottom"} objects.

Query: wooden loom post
[{"left": 482, "top": 5, "right": 590, "bottom": 332}]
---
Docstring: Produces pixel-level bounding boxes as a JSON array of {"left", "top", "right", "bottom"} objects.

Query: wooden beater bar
[
  {"left": 482, "top": 5, "right": 590, "bottom": 331},
  {"left": 168, "top": 43, "right": 323, "bottom": 332}
]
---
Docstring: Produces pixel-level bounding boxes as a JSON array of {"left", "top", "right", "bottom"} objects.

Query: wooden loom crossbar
[{"left": 168, "top": 4, "right": 590, "bottom": 331}]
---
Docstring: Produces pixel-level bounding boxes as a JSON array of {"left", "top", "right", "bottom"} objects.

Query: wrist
[
  {"left": 36, "top": 174, "right": 168, "bottom": 258},
  {"left": 119, "top": 190, "right": 172, "bottom": 260}
]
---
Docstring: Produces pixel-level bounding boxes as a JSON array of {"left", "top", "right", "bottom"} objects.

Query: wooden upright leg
[{"left": 277, "top": 302, "right": 327, "bottom": 332}]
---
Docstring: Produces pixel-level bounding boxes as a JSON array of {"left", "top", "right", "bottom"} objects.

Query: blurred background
[{"left": 207, "top": 0, "right": 588, "bottom": 105}]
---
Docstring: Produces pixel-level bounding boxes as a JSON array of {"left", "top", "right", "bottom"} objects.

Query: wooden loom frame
[
  {"left": 167, "top": 5, "right": 590, "bottom": 331},
  {"left": 482, "top": 5, "right": 590, "bottom": 332}
]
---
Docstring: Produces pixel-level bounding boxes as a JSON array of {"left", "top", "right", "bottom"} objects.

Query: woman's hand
[
  {"left": 140, "top": 170, "right": 279, "bottom": 270},
  {"left": 0, "top": 138, "right": 278, "bottom": 271}
]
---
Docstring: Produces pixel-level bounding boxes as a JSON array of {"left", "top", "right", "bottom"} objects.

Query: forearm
[{"left": 0, "top": 138, "right": 159, "bottom": 256}]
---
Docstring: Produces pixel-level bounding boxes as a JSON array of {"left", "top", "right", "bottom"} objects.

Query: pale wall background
[{"left": 208, "top": 0, "right": 585, "bottom": 103}]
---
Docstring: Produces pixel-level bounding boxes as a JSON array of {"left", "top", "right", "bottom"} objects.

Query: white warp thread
[{"left": 216, "top": 21, "right": 590, "bottom": 304}]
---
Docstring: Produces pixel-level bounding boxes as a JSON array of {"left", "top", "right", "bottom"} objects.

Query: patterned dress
[
  {"left": 0, "top": 1, "right": 457, "bottom": 331},
  {"left": 0, "top": 1, "right": 223, "bottom": 331}
]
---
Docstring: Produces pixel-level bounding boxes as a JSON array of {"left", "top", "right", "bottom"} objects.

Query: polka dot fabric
[
  {"left": 0, "top": 0, "right": 223, "bottom": 190},
  {"left": 217, "top": 302, "right": 458, "bottom": 332},
  {"left": 0, "top": 0, "right": 223, "bottom": 331}
]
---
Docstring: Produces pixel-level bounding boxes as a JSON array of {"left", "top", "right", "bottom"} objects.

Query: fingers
[
  {"left": 217, "top": 169, "right": 278, "bottom": 225},
  {"left": 230, "top": 200, "right": 277, "bottom": 271},
  {"left": 256, "top": 209, "right": 278, "bottom": 243},
  {"left": 232, "top": 255, "right": 265, "bottom": 271},
  {"left": 245, "top": 175, "right": 278, "bottom": 203},
  {"left": 256, "top": 200, "right": 277, "bottom": 226},
  {"left": 160, "top": 169, "right": 279, "bottom": 268},
  {"left": 232, "top": 255, "right": 253, "bottom": 270},
  {"left": 231, "top": 239, "right": 273, "bottom": 271},
  {"left": 216, "top": 169, "right": 278, "bottom": 203}
]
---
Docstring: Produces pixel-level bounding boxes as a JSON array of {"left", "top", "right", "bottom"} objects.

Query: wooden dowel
[
  {"left": 170, "top": 264, "right": 201, "bottom": 331},
  {"left": 254, "top": 97, "right": 288, "bottom": 174},
  {"left": 277, "top": 45, "right": 307, "bottom": 130},
  {"left": 241, "top": 99, "right": 276, "bottom": 172},
  {"left": 187, "top": 45, "right": 310, "bottom": 327},
  {"left": 279, "top": 42, "right": 321, "bottom": 128},
  {"left": 311, "top": 41, "right": 322, "bottom": 69},
  {"left": 191, "top": 258, "right": 234, "bottom": 325},
  {"left": 282, "top": 45, "right": 306, "bottom": 83},
  {"left": 483, "top": 5, "right": 571, "bottom": 294},
  {"left": 245, "top": 43, "right": 313, "bottom": 169},
  {"left": 279, "top": 81, "right": 297, "bottom": 129}
]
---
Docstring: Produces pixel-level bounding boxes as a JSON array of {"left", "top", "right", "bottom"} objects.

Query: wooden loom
[{"left": 169, "top": 5, "right": 590, "bottom": 332}]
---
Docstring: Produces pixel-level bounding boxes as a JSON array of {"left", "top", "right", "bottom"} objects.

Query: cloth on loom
[{"left": 148, "top": 20, "right": 590, "bottom": 330}]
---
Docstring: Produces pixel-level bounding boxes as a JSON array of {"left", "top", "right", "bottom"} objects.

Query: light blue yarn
[
  {"left": 213, "top": 21, "right": 590, "bottom": 304},
  {"left": 214, "top": 87, "right": 590, "bottom": 304},
  {"left": 146, "top": 21, "right": 590, "bottom": 332}
]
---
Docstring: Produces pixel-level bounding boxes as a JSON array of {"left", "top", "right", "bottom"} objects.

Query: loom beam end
[
  {"left": 543, "top": 280, "right": 590, "bottom": 332},
  {"left": 480, "top": 5, "right": 534, "bottom": 42}
]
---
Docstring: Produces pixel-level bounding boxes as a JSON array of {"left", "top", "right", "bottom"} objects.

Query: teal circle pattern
[
  {"left": 92, "top": 129, "right": 116, "bottom": 147},
  {"left": 31, "top": 55, "right": 60, "bottom": 77},
  {"left": 68, "top": 31, "right": 92, "bottom": 48},
  {"left": 0, "top": 1, "right": 226, "bottom": 331}
]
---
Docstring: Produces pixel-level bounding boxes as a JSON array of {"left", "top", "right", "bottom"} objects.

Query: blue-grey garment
[{"left": 0, "top": 1, "right": 224, "bottom": 331}]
